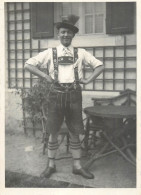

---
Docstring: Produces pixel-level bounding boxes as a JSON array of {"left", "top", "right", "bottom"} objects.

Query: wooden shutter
[
  {"left": 31, "top": 3, "right": 54, "bottom": 39},
  {"left": 106, "top": 2, "right": 135, "bottom": 34}
]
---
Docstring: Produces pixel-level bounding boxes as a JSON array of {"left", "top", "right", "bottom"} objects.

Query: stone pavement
[
  {"left": 5, "top": 170, "right": 87, "bottom": 188},
  {"left": 5, "top": 131, "right": 136, "bottom": 188}
]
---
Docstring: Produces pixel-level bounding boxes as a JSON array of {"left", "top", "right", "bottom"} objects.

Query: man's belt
[{"left": 54, "top": 83, "right": 78, "bottom": 92}]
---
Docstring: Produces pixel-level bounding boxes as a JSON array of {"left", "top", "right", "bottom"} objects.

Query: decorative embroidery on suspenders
[
  {"left": 58, "top": 56, "right": 73, "bottom": 65},
  {"left": 74, "top": 48, "right": 79, "bottom": 88},
  {"left": 52, "top": 47, "right": 79, "bottom": 85},
  {"left": 52, "top": 48, "right": 58, "bottom": 83}
]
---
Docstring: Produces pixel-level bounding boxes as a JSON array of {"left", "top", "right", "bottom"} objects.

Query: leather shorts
[{"left": 46, "top": 83, "right": 84, "bottom": 135}]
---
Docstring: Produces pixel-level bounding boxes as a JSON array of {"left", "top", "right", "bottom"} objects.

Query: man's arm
[
  {"left": 79, "top": 65, "right": 104, "bottom": 84},
  {"left": 24, "top": 63, "right": 53, "bottom": 83}
]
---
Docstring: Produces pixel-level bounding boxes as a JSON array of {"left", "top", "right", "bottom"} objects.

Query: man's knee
[
  {"left": 49, "top": 134, "right": 58, "bottom": 142},
  {"left": 69, "top": 133, "right": 80, "bottom": 142}
]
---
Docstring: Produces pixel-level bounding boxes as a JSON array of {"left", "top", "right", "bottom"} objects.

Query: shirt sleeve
[
  {"left": 82, "top": 49, "right": 103, "bottom": 69},
  {"left": 25, "top": 49, "right": 52, "bottom": 68}
]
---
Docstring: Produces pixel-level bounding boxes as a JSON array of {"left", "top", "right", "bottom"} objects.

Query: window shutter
[
  {"left": 106, "top": 2, "right": 135, "bottom": 34},
  {"left": 31, "top": 3, "right": 54, "bottom": 39}
]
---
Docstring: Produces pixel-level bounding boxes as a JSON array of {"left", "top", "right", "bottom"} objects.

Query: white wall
[
  {"left": 38, "top": 34, "right": 136, "bottom": 48},
  {"left": 5, "top": 89, "right": 24, "bottom": 133}
]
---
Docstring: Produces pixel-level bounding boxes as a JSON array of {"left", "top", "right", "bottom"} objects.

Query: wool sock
[
  {"left": 70, "top": 140, "right": 82, "bottom": 169},
  {"left": 47, "top": 141, "right": 59, "bottom": 168}
]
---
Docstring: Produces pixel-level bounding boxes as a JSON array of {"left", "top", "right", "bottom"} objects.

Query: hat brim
[{"left": 55, "top": 22, "right": 79, "bottom": 34}]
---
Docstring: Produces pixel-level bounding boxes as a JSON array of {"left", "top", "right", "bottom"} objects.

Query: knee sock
[
  {"left": 70, "top": 140, "right": 82, "bottom": 169},
  {"left": 47, "top": 141, "right": 59, "bottom": 168}
]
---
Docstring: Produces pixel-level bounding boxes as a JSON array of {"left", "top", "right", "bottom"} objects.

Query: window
[
  {"left": 30, "top": 2, "right": 135, "bottom": 38},
  {"left": 83, "top": 3, "right": 105, "bottom": 34},
  {"left": 61, "top": 2, "right": 106, "bottom": 35}
]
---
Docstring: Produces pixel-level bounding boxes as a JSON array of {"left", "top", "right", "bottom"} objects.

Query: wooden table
[{"left": 83, "top": 105, "right": 136, "bottom": 168}]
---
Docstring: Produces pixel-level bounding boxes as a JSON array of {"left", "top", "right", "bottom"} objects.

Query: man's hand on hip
[
  {"left": 44, "top": 75, "right": 54, "bottom": 84},
  {"left": 79, "top": 65, "right": 104, "bottom": 85}
]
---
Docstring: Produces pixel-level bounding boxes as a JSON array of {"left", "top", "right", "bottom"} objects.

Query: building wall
[
  {"left": 5, "top": 89, "right": 24, "bottom": 133},
  {"left": 5, "top": 2, "right": 136, "bottom": 134}
]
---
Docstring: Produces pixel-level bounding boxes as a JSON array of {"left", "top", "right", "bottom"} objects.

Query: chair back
[{"left": 92, "top": 89, "right": 136, "bottom": 106}]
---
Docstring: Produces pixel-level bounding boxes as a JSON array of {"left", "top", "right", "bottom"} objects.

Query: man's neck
[{"left": 61, "top": 44, "right": 72, "bottom": 48}]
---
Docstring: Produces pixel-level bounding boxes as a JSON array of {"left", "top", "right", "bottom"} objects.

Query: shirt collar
[{"left": 58, "top": 44, "right": 73, "bottom": 53}]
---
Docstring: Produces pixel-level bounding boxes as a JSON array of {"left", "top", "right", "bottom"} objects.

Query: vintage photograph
[{"left": 5, "top": 2, "right": 136, "bottom": 188}]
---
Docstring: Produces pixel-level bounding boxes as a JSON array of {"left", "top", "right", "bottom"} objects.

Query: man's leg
[
  {"left": 41, "top": 133, "right": 59, "bottom": 178},
  {"left": 69, "top": 132, "right": 94, "bottom": 179},
  {"left": 69, "top": 133, "right": 82, "bottom": 169},
  {"left": 40, "top": 89, "right": 65, "bottom": 178},
  {"left": 47, "top": 134, "right": 58, "bottom": 168}
]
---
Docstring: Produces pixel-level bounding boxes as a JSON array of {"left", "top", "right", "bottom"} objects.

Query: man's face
[{"left": 58, "top": 28, "right": 75, "bottom": 47}]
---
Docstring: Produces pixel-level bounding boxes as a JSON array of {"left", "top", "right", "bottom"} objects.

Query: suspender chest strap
[
  {"left": 52, "top": 47, "right": 79, "bottom": 84},
  {"left": 52, "top": 48, "right": 58, "bottom": 83},
  {"left": 74, "top": 48, "right": 79, "bottom": 85}
]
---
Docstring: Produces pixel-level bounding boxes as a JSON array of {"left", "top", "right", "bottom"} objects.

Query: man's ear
[{"left": 57, "top": 29, "right": 59, "bottom": 37}]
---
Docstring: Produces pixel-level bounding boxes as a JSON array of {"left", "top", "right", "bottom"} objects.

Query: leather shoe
[
  {"left": 73, "top": 167, "right": 94, "bottom": 179},
  {"left": 40, "top": 166, "right": 56, "bottom": 178}
]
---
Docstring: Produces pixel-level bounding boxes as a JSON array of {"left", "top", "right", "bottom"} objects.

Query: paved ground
[{"left": 5, "top": 130, "right": 136, "bottom": 188}]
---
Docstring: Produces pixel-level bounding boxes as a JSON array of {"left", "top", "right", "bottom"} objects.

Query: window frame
[
  {"left": 60, "top": 2, "right": 106, "bottom": 36},
  {"left": 82, "top": 2, "right": 106, "bottom": 35}
]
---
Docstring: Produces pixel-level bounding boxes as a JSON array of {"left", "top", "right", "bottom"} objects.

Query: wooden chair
[{"left": 92, "top": 89, "right": 136, "bottom": 106}]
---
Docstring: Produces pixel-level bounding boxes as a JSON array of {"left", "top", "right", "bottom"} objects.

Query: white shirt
[{"left": 25, "top": 44, "right": 103, "bottom": 83}]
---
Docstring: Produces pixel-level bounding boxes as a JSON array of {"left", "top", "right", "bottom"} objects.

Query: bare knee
[
  {"left": 69, "top": 133, "right": 80, "bottom": 142},
  {"left": 49, "top": 134, "right": 58, "bottom": 142}
]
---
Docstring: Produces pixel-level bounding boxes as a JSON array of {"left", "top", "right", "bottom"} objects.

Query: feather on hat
[{"left": 55, "top": 15, "right": 79, "bottom": 34}]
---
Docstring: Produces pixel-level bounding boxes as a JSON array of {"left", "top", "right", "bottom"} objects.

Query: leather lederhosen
[{"left": 46, "top": 48, "right": 84, "bottom": 135}]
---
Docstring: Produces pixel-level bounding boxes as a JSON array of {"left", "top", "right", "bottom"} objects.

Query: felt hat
[{"left": 55, "top": 15, "right": 79, "bottom": 34}]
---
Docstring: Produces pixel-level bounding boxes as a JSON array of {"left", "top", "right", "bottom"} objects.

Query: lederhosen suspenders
[
  {"left": 52, "top": 47, "right": 79, "bottom": 86},
  {"left": 52, "top": 48, "right": 58, "bottom": 83},
  {"left": 74, "top": 48, "right": 79, "bottom": 87}
]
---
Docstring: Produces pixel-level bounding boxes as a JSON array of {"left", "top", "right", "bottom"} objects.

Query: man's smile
[
  {"left": 57, "top": 28, "right": 75, "bottom": 47},
  {"left": 63, "top": 38, "right": 70, "bottom": 40}
]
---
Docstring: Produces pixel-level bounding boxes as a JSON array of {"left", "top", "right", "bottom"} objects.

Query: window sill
[
  {"left": 73, "top": 34, "right": 116, "bottom": 47},
  {"left": 76, "top": 33, "right": 106, "bottom": 36}
]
